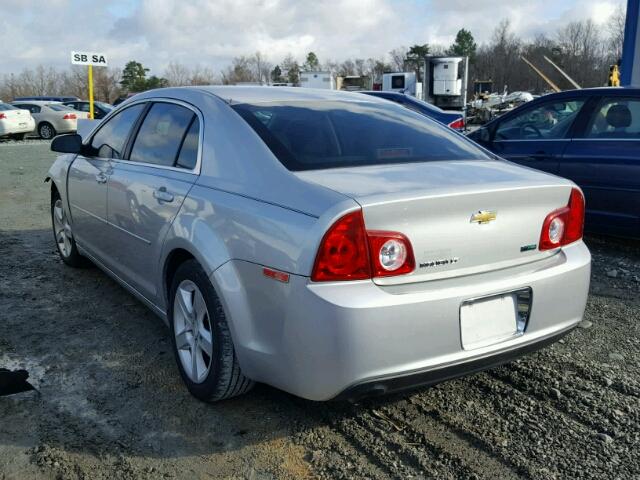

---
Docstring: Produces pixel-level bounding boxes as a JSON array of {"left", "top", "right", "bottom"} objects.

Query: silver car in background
[
  {"left": 11, "top": 100, "right": 89, "bottom": 139},
  {"left": 46, "top": 87, "right": 591, "bottom": 402}
]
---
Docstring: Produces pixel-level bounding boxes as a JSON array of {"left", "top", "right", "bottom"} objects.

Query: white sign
[{"left": 71, "top": 51, "right": 108, "bottom": 67}]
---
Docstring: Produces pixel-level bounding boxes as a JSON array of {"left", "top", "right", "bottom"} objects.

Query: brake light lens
[
  {"left": 63, "top": 113, "right": 77, "bottom": 120},
  {"left": 448, "top": 117, "right": 465, "bottom": 130},
  {"left": 539, "top": 188, "right": 585, "bottom": 250},
  {"left": 311, "top": 211, "right": 370, "bottom": 281},
  {"left": 0, "top": 113, "right": 6, "bottom": 120},
  {"left": 311, "top": 210, "right": 415, "bottom": 281}
]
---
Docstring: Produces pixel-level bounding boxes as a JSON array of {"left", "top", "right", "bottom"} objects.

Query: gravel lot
[{"left": 1, "top": 141, "right": 638, "bottom": 480}]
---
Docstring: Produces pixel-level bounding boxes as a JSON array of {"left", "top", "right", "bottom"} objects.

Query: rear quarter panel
[{"left": 158, "top": 184, "right": 358, "bottom": 310}]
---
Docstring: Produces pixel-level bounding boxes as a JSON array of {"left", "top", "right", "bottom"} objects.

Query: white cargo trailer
[
  {"left": 299, "top": 71, "right": 335, "bottom": 89},
  {"left": 423, "top": 56, "right": 469, "bottom": 110},
  {"left": 382, "top": 72, "right": 418, "bottom": 96},
  {"left": 432, "top": 58, "right": 463, "bottom": 96}
]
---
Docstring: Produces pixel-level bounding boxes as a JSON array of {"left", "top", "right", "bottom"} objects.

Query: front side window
[
  {"left": 89, "top": 103, "right": 145, "bottom": 159},
  {"left": 586, "top": 98, "right": 640, "bottom": 139},
  {"left": 232, "top": 100, "right": 490, "bottom": 171},
  {"left": 495, "top": 100, "right": 585, "bottom": 140},
  {"left": 129, "top": 103, "right": 196, "bottom": 167}
]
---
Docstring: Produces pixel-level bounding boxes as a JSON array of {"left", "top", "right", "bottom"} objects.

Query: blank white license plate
[{"left": 460, "top": 293, "right": 518, "bottom": 350}]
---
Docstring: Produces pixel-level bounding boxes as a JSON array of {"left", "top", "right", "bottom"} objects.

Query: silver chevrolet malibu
[{"left": 46, "top": 87, "right": 591, "bottom": 402}]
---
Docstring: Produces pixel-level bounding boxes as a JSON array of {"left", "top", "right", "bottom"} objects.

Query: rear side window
[
  {"left": 14, "top": 104, "right": 40, "bottom": 113},
  {"left": 129, "top": 103, "right": 196, "bottom": 167},
  {"left": 586, "top": 98, "right": 640, "bottom": 139},
  {"left": 176, "top": 117, "right": 200, "bottom": 170},
  {"left": 48, "top": 104, "right": 73, "bottom": 111},
  {"left": 232, "top": 100, "right": 489, "bottom": 171},
  {"left": 90, "top": 103, "right": 145, "bottom": 159}
]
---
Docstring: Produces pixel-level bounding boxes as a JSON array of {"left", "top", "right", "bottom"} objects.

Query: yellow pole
[{"left": 88, "top": 65, "right": 95, "bottom": 119}]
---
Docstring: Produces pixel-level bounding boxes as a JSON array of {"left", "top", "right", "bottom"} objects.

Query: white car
[
  {"left": 10, "top": 101, "right": 90, "bottom": 139},
  {"left": 0, "top": 103, "right": 36, "bottom": 140}
]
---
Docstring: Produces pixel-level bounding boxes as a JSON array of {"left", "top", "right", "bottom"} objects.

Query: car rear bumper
[
  {"left": 55, "top": 119, "right": 78, "bottom": 133},
  {"left": 0, "top": 121, "right": 35, "bottom": 136},
  {"left": 332, "top": 324, "right": 574, "bottom": 401},
  {"left": 215, "top": 241, "right": 590, "bottom": 401}
]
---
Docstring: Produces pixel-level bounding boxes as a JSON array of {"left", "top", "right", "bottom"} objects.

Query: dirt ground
[{"left": 0, "top": 141, "right": 638, "bottom": 480}]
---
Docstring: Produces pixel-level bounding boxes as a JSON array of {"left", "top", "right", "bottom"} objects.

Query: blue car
[
  {"left": 468, "top": 87, "right": 640, "bottom": 238},
  {"left": 359, "top": 91, "right": 465, "bottom": 131}
]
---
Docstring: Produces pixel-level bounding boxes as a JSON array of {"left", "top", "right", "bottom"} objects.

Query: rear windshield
[
  {"left": 232, "top": 100, "right": 489, "bottom": 171},
  {"left": 0, "top": 104, "right": 18, "bottom": 111}
]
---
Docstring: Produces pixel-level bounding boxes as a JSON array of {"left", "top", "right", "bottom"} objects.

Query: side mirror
[{"left": 51, "top": 134, "right": 83, "bottom": 154}]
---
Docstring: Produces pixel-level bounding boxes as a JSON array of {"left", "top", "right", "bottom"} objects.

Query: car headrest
[{"left": 606, "top": 104, "right": 632, "bottom": 129}]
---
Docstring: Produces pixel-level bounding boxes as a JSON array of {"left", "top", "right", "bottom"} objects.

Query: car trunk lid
[{"left": 295, "top": 160, "right": 574, "bottom": 285}]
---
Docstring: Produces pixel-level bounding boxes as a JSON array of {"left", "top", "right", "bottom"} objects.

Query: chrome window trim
[
  {"left": 570, "top": 137, "right": 640, "bottom": 142},
  {"left": 84, "top": 97, "right": 204, "bottom": 176},
  {"left": 492, "top": 138, "right": 570, "bottom": 143}
]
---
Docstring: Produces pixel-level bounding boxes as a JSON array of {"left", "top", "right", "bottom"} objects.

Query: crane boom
[{"left": 521, "top": 56, "right": 561, "bottom": 92}]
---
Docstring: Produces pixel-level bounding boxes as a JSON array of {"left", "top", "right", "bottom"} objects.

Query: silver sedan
[{"left": 46, "top": 87, "right": 591, "bottom": 402}]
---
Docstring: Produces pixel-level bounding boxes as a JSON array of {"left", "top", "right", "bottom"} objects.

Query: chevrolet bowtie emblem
[{"left": 470, "top": 210, "right": 497, "bottom": 224}]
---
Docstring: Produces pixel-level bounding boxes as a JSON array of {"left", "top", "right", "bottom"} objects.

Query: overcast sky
[{"left": 0, "top": 0, "right": 624, "bottom": 75}]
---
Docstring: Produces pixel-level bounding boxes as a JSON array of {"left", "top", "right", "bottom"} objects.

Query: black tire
[
  {"left": 169, "top": 259, "right": 254, "bottom": 402},
  {"left": 51, "top": 189, "right": 86, "bottom": 268},
  {"left": 38, "top": 122, "right": 56, "bottom": 140}
]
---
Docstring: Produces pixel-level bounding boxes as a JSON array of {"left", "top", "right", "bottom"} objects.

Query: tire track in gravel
[
  {"left": 351, "top": 408, "right": 471, "bottom": 478},
  {"left": 407, "top": 386, "right": 551, "bottom": 479},
  {"left": 490, "top": 363, "right": 640, "bottom": 434},
  {"left": 377, "top": 401, "right": 522, "bottom": 479},
  {"left": 566, "top": 361, "right": 640, "bottom": 399},
  {"left": 467, "top": 373, "right": 628, "bottom": 479}
]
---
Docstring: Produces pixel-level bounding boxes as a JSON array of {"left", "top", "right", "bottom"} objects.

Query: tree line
[{"left": 0, "top": 7, "right": 626, "bottom": 103}]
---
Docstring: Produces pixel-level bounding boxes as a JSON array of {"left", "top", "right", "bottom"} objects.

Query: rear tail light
[
  {"left": 311, "top": 210, "right": 415, "bottom": 281},
  {"left": 448, "top": 117, "right": 465, "bottom": 130},
  {"left": 367, "top": 231, "right": 415, "bottom": 277},
  {"left": 0, "top": 113, "right": 6, "bottom": 120},
  {"left": 539, "top": 188, "right": 585, "bottom": 250},
  {"left": 311, "top": 211, "right": 370, "bottom": 281},
  {"left": 63, "top": 113, "right": 77, "bottom": 120}
]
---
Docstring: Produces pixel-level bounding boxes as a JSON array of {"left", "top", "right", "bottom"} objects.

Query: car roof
[
  {"left": 360, "top": 90, "right": 404, "bottom": 97},
  {"left": 11, "top": 100, "right": 62, "bottom": 105},
  {"left": 540, "top": 86, "right": 640, "bottom": 99},
  {"left": 191, "top": 86, "right": 388, "bottom": 105}
]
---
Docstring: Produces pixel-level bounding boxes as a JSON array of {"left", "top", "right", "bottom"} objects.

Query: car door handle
[
  {"left": 153, "top": 188, "right": 174, "bottom": 203},
  {"left": 95, "top": 172, "right": 108, "bottom": 184}
]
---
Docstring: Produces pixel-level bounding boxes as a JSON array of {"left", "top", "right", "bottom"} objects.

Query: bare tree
[
  {"left": 607, "top": 3, "right": 627, "bottom": 62},
  {"left": 165, "top": 62, "right": 190, "bottom": 87},
  {"left": 189, "top": 66, "right": 217, "bottom": 85},
  {"left": 250, "top": 52, "right": 272, "bottom": 84},
  {"left": 220, "top": 56, "right": 255, "bottom": 84},
  {"left": 388, "top": 47, "right": 408, "bottom": 71}
]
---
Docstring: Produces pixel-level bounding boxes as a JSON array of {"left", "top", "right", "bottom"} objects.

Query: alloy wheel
[
  {"left": 173, "top": 280, "right": 214, "bottom": 383},
  {"left": 40, "top": 124, "right": 53, "bottom": 139},
  {"left": 53, "top": 199, "right": 73, "bottom": 258}
]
